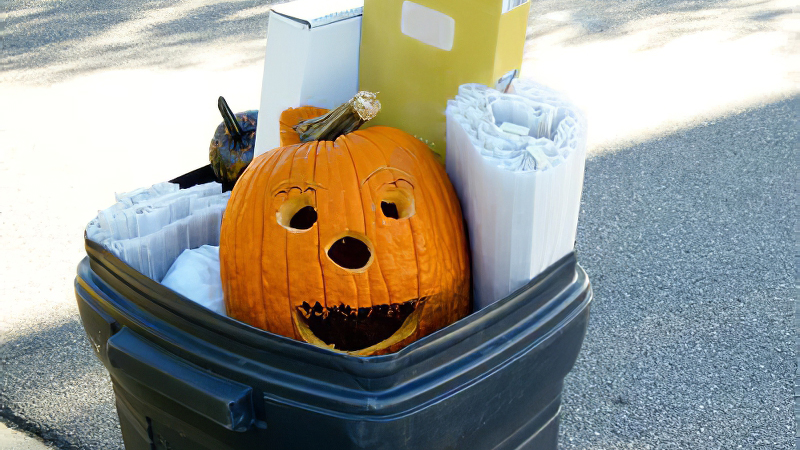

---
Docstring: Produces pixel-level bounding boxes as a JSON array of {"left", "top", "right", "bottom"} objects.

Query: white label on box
[{"left": 400, "top": 1, "right": 455, "bottom": 51}]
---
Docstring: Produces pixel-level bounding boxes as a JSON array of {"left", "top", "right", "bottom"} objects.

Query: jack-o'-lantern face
[{"left": 220, "top": 107, "right": 470, "bottom": 356}]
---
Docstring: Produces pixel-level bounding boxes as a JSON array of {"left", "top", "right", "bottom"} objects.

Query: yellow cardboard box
[{"left": 359, "top": 0, "right": 530, "bottom": 159}]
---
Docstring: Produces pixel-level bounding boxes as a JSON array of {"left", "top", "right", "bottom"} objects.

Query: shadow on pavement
[
  {"left": 525, "top": 0, "right": 793, "bottom": 46},
  {"left": 3, "top": 0, "right": 278, "bottom": 84},
  {"left": 1, "top": 318, "right": 123, "bottom": 450},
  {"left": 5, "top": 0, "right": 793, "bottom": 87}
]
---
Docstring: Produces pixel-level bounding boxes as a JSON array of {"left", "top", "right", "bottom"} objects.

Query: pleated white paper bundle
[
  {"left": 86, "top": 182, "right": 231, "bottom": 283},
  {"left": 445, "top": 79, "right": 587, "bottom": 310}
]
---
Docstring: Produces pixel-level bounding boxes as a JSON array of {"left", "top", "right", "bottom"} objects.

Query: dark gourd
[{"left": 209, "top": 96, "right": 257, "bottom": 189}]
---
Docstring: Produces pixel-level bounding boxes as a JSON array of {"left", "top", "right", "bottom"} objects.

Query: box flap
[{"left": 272, "top": 0, "right": 363, "bottom": 28}]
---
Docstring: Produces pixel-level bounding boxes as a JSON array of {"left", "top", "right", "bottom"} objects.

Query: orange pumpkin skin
[
  {"left": 279, "top": 106, "right": 328, "bottom": 146},
  {"left": 220, "top": 107, "right": 470, "bottom": 354}
]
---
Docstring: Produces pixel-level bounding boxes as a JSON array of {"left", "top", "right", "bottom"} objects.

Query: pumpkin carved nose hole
[
  {"left": 290, "top": 206, "right": 317, "bottom": 230},
  {"left": 327, "top": 237, "right": 372, "bottom": 270}
]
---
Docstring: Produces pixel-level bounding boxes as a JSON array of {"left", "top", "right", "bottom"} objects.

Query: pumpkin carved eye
[
  {"left": 290, "top": 206, "right": 317, "bottom": 229},
  {"left": 277, "top": 195, "right": 316, "bottom": 232},
  {"left": 381, "top": 201, "right": 400, "bottom": 219},
  {"left": 380, "top": 188, "right": 415, "bottom": 220}
]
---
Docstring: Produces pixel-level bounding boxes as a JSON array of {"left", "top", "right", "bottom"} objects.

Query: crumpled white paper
[
  {"left": 161, "top": 245, "right": 226, "bottom": 315},
  {"left": 86, "top": 181, "right": 230, "bottom": 283},
  {"left": 445, "top": 79, "right": 588, "bottom": 310}
]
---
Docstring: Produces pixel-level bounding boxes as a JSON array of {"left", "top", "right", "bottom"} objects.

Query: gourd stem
[
  {"left": 294, "top": 91, "right": 381, "bottom": 143},
  {"left": 218, "top": 96, "right": 243, "bottom": 144}
]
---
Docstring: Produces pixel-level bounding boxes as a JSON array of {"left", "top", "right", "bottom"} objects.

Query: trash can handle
[{"left": 107, "top": 327, "right": 256, "bottom": 432}]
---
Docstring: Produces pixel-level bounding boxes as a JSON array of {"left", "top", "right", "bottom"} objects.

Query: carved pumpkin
[{"left": 220, "top": 95, "right": 470, "bottom": 355}]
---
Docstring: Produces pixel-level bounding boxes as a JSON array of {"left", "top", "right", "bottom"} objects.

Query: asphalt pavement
[
  {"left": 564, "top": 98, "right": 796, "bottom": 449},
  {"left": 1, "top": 0, "right": 796, "bottom": 449}
]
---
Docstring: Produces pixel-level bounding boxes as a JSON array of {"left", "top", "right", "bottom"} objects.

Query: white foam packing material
[
  {"left": 445, "top": 79, "right": 588, "bottom": 310},
  {"left": 86, "top": 181, "right": 231, "bottom": 283}
]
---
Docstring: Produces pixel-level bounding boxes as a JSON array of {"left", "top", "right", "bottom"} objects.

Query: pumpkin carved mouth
[{"left": 292, "top": 299, "right": 427, "bottom": 354}]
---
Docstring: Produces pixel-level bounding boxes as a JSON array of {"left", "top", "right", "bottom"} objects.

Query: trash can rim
[{"left": 83, "top": 238, "right": 587, "bottom": 370}]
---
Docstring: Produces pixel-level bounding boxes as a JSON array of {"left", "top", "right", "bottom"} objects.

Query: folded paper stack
[
  {"left": 445, "top": 79, "right": 588, "bottom": 309},
  {"left": 86, "top": 182, "right": 230, "bottom": 282}
]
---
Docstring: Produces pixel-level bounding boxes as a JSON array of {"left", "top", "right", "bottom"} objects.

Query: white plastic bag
[{"left": 161, "top": 246, "right": 226, "bottom": 315}]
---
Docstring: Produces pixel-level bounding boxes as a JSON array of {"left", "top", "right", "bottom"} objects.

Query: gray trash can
[{"left": 75, "top": 167, "right": 592, "bottom": 450}]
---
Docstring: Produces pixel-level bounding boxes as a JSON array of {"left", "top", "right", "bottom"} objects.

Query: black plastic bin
[{"left": 75, "top": 168, "right": 592, "bottom": 450}]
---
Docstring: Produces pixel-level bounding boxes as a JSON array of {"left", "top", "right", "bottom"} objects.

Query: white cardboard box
[{"left": 254, "top": 0, "right": 364, "bottom": 156}]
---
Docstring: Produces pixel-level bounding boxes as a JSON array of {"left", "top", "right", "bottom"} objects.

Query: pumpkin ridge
[
  {"left": 340, "top": 138, "right": 373, "bottom": 310},
  {"left": 256, "top": 150, "right": 290, "bottom": 331},
  {"left": 225, "top": 151, "right": 277, "bottom": 329},
  {"left": 422, "top": 143, "right": 469, "bottom": 285},
  {"left": 410, "top": 167, "right": 442, "bottom": 304},
  {"left": 407, "top": 207, "right": 423, "bottom": 311},
  {"left": 344, "top": 131, "right": 401, "bottom": 309},
  {"left": 357, "top": 133, "right": 402, "bottom": 309},
  {"left": 366, "top": 129, "right": 463, "bottom": 325},
  {"left": 401, "top": 135, "right": 463, "bottom": 274},
  {"left": 318, "top": 140, "right": 360, "bottom": 310},
  {"left": 334, "top": 139, "right": 377, "bottom": 308},
  {"left": 354, "top": 130, "right": 425, "bottom": 304},
  {"left": 356, "top": 135, "right": 394, "bottom": 310},
  {"left": 424, "top": 170, "right": 465, "bottom": 323},
  {"left": 260, "top": 145, "right": 300, "bottom": 335},
  {"left": 365, "top": 185, "right": 390, "bottom": 308},
  {"left": 342, "top": 131, "right": 417, "bottom": 189},
  {"left": 284, "top": 142, "right": 325, "bottom": 320},
  {"left": 340, "top": 137, "right": 369, "bottom": 235},
  {"left": 250, "top": 155, "right": 279, "bottom": 329},
  {"left": 349, "top": 130, "right": 397, "bottom": 166},
  {"left": 284, "top": 218, "right": 292, "bottom": 338},
  {"left": 360, "top": 127, "right": 426, "bottom": 166},
  {"left": 350, "top": 131, "right": 420, "bottom": 307},
  {"left": 311, "top": 141, "right": 329, "bottom": 311},
  {"left": 281, "top": 143, "right": 307, "bottom": 337},
  {"left": 228, "top": 154, "right": 267, "bottom": 323}
]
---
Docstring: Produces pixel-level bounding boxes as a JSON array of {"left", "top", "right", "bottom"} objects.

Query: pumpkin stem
[
  {"left": 294, "top": 91, "right": 381, "bottom": 142},
  {"left": 218, "top": 96, "right": 243, "bottom": 144}
]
